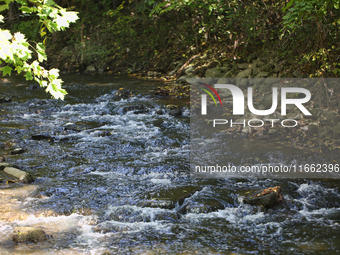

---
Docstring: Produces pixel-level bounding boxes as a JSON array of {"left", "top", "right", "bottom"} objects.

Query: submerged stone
[
  {"left": 93, "top": 130, "right": 112, "bottom": 137},
  {"left": 178, "top": 199, "right": 225, "bottom": 214},
  {"left": 121, "top": 105, "right": 150, "bottom": 115},
  {"left": 141, "top": 186, "right": 202, "bottom": 209},
  {"left": 138, "top": 200, "right": 175, "bottom": 209},
  {"left": 26, "top": 84, "right": 39, "bottom": 90}
]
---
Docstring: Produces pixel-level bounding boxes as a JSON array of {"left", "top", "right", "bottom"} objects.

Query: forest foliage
[
  {"left": 0, "top": 0, "right": 78, "bottom": 99},
  {"left": 1, "top": 0, "right": 340, "bottom": 98}
]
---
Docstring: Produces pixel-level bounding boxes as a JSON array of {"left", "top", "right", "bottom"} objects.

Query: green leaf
[
  {"left": 37, "top": 52, "right": 46, "bottom": 62},
  {"left": 50, "top": 22, "right": 59, "bottom": 31},
  {"left": 36, "top": 42, "right": 45, "bottom": 52},
  {"left": 16, "top": 0, "right": 28, "bottom": 5},
  {"left": 0, "top": 4, "right": 9, "bottom": 12},
  {"left": 24, "top": 71, "right": 33, "bottom": 80},
  {"left": 0, "top": 0, "right": 76, "bottom": 100},
  {"left": 15, "top": 65, "right": 22, "bottom": 74},
  {"left": 45, "top": 22, "right": 53, "bottom": 33},
  {"left": 20, "top": 6, "right": 32, "bottom": 13},
  {"left": 59, "top": 88, "right": 67, "bottom": 95},
  {"left": 1, "top": 66, "right": 12, "bottom": 76},
  {"left": 13, "top": 56, "right": 23, "bottom": 66},
  {"left": 335, "top": 1, "right": 340, "bottom": 9},
  {"left": 44, "top": 0, "right": 55, "bottom": 6}
]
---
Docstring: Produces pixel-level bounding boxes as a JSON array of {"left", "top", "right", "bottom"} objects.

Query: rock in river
[
  {"left": 169, "top": 107, "right": 182, "bottom": 117},
  {"left": 114, "top": 88, "right": 132, "bottom": 99},
  {"left": 10, "top": 148, "right": 26, "bottom": 155},
  {"left": 32, "top": 134, "right": 54, "bottom": 141},
  {"left": 178, "top": 199, "right": 225, "bottom": 214},
  {"left": 120, "top": 105, "right": 150, "bottom": 115},
  {"left": 139, "top": 186, "right": 202, "bottom": 209},
  {"left": 0, "top": 163, "right": 35, "bottom": 183},
  {"left": 12, "top": 227, "right": 50, "bottom": 243},
  {"left": 0, "top": 97, "right": 11, "bottom": 103},
  {"left": 243, "top": 186, "right": 283, "bottom": 207}
]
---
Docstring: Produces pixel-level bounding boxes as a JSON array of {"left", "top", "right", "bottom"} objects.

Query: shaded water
[{"left": 1, "top": 75, "right": 340, "bottom": 254}]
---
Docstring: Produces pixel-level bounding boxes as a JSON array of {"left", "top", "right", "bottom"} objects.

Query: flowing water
[{"left": 0, "top": 75, "right": 340, "bottom": 254}]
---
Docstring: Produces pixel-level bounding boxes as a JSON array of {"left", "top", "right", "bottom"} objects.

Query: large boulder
[
  {"left": 260, "top": 64, "right": 272, "bottom": 73},
  {"left": 308, "top": 123, "right": 319, "bottom": 132},
  {"left": 223, "top": 70, "right": 237, "bottom": 78},
  {"left": 251, "top": 67, "right": 261, "bottom": 76},
  {"left": 255, "top": 71, "right": 270, "bottom": 78},
  {"left": 236, "top": 68, "right": 252, "bottom": 78},
  {"left": 84, "top": 64, "right": 96, "bottom": 73},
  {"left": 205, "top": 67, "right": 230, "bottom": 78},
  {"left": 237, "top": 63, "right": 250, "bottom": 69},
  {"left": 177, "top": 75, "right": 191, "bottom": 84},
  {"left": 252, "top": 59, "right": 266, "bottom": 68},
  {"left": 247, "top": 53, "right": 257, "bottom": 62},
  {"left": 236, "top": 78, "right": 248, "bottom": 88}
]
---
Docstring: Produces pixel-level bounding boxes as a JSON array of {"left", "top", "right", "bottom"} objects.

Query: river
[{"left": 1, "top": 74, "right": 340, "bottom": 254}]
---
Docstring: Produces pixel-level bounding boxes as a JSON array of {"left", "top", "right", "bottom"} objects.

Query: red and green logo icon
[{"left": 197, "top": 82, "right": 223, "bottom": 107}]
